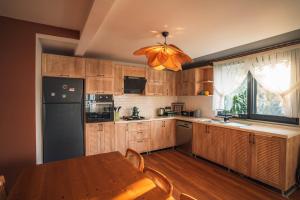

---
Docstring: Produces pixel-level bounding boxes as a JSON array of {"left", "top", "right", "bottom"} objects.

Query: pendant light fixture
[{"left": 133, "top": 31, "right": 192, "bottom": 71}]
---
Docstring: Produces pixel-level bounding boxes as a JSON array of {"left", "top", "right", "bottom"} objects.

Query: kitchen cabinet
[
  {"left": 123, "top": 65, "right": 146, "bottom": 77},
  {"left": 85, "top": 58, "right": 114, "bottom": 78},
  {"left": 163, "top": 71, "right": 176, "bottom": 96},
  {"left": 114, "top": 123, "right": 129, "bottom": 155},
  {"left": 86, "top": 77, "right": 114, "bottom": 94},
  {"left": 145, "top": 68, "right": 164, "bottom": 96},
  {"left": 226, "top": 129, "right": 251, "bottom": 176},
  {"left": 146, "top": 83, "right": 164, "bottom": 96},
  {"left": 114, "top": 64, "right": 124, "bottom": 95},
  {"left": 150, "top": 119, "right": 176, "bottom": 151},
  {"left": 251, "top": 134, "right": 285, "bottom": 189},
  {"left": 207, "top": 125, "right": 226, "bottom": 165},
  {"left": 192, "top": 123, "right": 210, "bottom": 159},
  {"left": 85, "top": 122, "right": 115, "bottom": 155},
  {"left": 42, "top": 53, "right": 85, "bottom": 78},
  {"left": 127, "top": 122, "right": 150, "bottom": 153},
  {"left": 147, "top": 68, "right": 164, "bottom": 84}
]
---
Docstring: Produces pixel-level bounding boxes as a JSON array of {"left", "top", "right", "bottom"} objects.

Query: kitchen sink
[{"left": 202, "top": 119, "right": 251, "bottom": 127}]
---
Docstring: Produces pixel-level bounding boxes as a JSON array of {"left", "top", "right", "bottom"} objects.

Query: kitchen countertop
[{"left": 114, "top": 116, "right": 300, "bottom": 139}]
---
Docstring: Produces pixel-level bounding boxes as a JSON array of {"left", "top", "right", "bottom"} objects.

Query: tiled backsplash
[
  {"left": 114, "top": 95, "right": 178, "bottom": 118},
  {"left": 177, "top": 96, "right": 214, "bottom": 118},
  {"left": 114, "top": 94, "right": 214, "bottom": 118}
]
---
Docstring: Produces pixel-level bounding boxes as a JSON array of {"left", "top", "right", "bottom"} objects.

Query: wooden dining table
[{"left": 8, "top": 151, "right": 174, "bottom": 200}]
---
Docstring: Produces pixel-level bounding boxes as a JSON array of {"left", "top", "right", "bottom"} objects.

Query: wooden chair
[
  {"left": 125, "top": 148, "right": 144, "bottom": 172},
  {"left": 0, "top": 175, "right": 7, "bottom": 200},
  {"left": 143, "top": 167, "right": 173, "bottom": 197},
  {"left": 180, "top": 193, "right": 198, "bottom": 200}
]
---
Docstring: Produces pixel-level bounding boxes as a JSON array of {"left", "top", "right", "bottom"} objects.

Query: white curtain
[
  {"left": 247, "top": 48, "right": 300, "bottom": 117},
  {"left": 213, "top": 60, "right": 249, "bottom": 111},
  {"left": 213, "top": 46, "right": 300, "bottom": 118}
]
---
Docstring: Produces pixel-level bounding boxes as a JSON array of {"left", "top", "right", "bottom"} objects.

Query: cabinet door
[
  {"left": 42, "top": 54, "right": 85, "bottom": 78},
  {"left": 208, "top": 126, "right": 226, "bottom": 165},
  {"left": 150, "top": 120, "right": 164, "bottom": 150},
  {"left": 123, "top": 66, "right": 146, "bottom": 77},
  {"left": 85, "top": 123, "right": 100, "bottom": 156},
  {"left": 99, "top": 60, "right": 114, "bottom": 77},
  {"left": 145, "top": 83, "right": 156, "bottom": 96},
  {"left": 251, "top": 135, "right": 285, "bottom": 189},
  {"left": 86, "top": 77, "right": 114, "bottom": 94},
  {"left": 226, "top": 129, "right": 251, "bottom": 175},
  {"left": 101, "top": 122, "right": 115, "bottom": 153},
  {"left": 163, "top": 120, "right": 176, "bottom": 148},
  {"left": 114, "top": 64, "right": 124, "bottom": 95},
  {"left": 192, "top": 123, "right": 209, "bottom": 157},
  {"left": 85, "top": 58, "right": 99, "bottom": 77},
  {"left": 86, "top": 77, "right": 100, "bottom": 94},
  {"left": 86, "top": 59, "right": 113, "bottom": 77},
  {"left": 129, "top": 139, "right": 149, "bottom": 153},
  {"left": 99, "top": 77, "right": 114, "bottom": 94},
  {"left": 114, "top": 123, "right": 129, "bottom": 155}
]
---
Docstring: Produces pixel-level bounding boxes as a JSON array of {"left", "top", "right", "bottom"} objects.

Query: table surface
[{"left": 8, "top": 152, "right": 173, "bottom": 200}]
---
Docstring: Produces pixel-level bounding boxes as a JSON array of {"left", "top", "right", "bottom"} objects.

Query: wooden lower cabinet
[
  {"left": 193, "top": 122, "right": 299, "bottom": 192},
  {"left": 128, "top": 122, "right": 150, "bottom": 153},
  {"left": 85, "top": 122, "right": 115, "bottom": 155},
  {"left": 251, "top": 135, "right": 285, "bottom": 189},
  {"left": 150, "top": 119, "right": 176, "bottom": 151},
  {"left": 226, "top": 129, "right": 251, "bottom": 176},
  {"left": 114, "top": 123, "right": 129, "bottom": 155}
]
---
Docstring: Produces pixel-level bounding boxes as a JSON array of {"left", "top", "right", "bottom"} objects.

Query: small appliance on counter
[
  {"left": 157, "top": 108, "right": 165, "bottom": 116},
  {"left": 171, "top": 102, "right": 185, "bottom": 115},
  {"left": 181, "top": 111, "right": 194, "bottom": 117},
  {"left": 164, "top": 106, "right": 177, "bottom": 116},
  {"left": 85, "top": 94, "right": 114, "bottom": 122},
  {"left": 194, "top": 109, "right": 201, "bottom": 118},
  {"left": 122, "top": 106, "right": 146, "bottom": 121}
]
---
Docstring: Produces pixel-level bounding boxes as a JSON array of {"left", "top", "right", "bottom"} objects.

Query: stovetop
[{"left": 122, "top": 116, "right": 145, "bottom": 121}]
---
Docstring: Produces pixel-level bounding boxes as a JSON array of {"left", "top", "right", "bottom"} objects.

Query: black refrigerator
[{"left": 43, "top": 77, "right": 84, "bottom": 163}]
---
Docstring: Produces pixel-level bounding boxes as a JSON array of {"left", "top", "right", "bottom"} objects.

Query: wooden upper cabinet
[
  {"left": 123, "top": 66, "right": 146, "bottom": 77},
  {"left": 226, "top": 129, "right": 251, "bottom": 176},
  {"left": 114, "top": 123, "right": 129, "bottom": 155},
  {"left": 85, "top": 122, "right": 115, "bottom": 155},
  {"left": 163, "top": 71, "right": 176, "bottom": 96},
  {"left": 251, "top": 134, "right": 285, "bottom": 188},
  {"left": 42, "top": 53, "right": 85, "bottom": 78},
  {"left": 147, "top": 68, "right": 164, "bottom": 84},
  {"left": 86, "top": 77, "right": 114, "bottom": 94},
  {"left": 114, "top": 64, "right": 124, "bottom": 95},
  {"left": 85, "top": 58, "right": 114, "bottom": 78}
]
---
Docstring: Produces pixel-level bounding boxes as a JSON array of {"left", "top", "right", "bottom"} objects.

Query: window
[{"left": 224, "top": 72, "right": 299, "bottom": 124}]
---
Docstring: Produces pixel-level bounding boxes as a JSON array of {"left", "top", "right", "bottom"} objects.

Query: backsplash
[
  {"left": 114, "top": 95, "right": 178, "bottom": 118},
  {"left": 177, "top": 96, "right": 214, "bottom": 118},
  {"left": 114, "top": 95, "right": 214, "bottom": 119}
]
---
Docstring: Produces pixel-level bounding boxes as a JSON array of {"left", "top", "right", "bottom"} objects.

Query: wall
[
  {"left": 0, "top": 16, "right": 79, "bottom": 190},
  {"left": 177, "top": 96, "right": 214, "bottom": 118},
  {"left": 114, "top": 95, "right": 178, "bottom": 118}
]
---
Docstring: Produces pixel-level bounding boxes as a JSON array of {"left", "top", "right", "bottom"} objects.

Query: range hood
[{"left": 124, "top": 76, "right": 147, "bottom": 94}]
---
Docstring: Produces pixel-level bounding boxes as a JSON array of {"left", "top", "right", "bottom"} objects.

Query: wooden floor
[{"left": 143, "top": 150, "right": 300, "bottom": 200}]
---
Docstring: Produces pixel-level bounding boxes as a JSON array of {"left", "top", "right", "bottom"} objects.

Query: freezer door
[
  {"left": 43, "top": 103, "right": 84, "bottom": 163},
  {"left": 43, "top": 77, "right": 83, "bottom": 103}
]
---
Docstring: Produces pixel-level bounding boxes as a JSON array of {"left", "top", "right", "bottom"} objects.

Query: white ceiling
[
  {"left": 0, "top": 0, "right": 93, "bottom": 30},
  {"left": 1, "top": 0, "right": 300, "bottom": 64}
]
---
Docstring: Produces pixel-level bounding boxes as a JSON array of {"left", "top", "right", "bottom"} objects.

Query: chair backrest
[
  {"left": 0, "top": 176, "right": 7, "bottom": 200},
  {"left": 180, "top": 193, "right": 198, "bottom": 200},
  {"left": 125, "top": 148, "right": 144, "bottom": 172},
  {"left": 143, "top": 167, "right": 173, "bottom": 197}
]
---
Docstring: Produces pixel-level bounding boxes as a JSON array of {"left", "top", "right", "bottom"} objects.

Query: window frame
[{"left": 244, "top": 72, "right": 299, "bottom": 125}]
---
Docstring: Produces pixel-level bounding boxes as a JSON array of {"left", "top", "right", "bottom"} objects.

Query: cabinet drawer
[
  {"left": 128, "top": 122, "right": 150, "bottom": 132},
  {"left": 129, "top": 130, "right": 149, "bottom": 141},
  {"left": 129, "top": 139, "right": 149, "bottom": 153}
]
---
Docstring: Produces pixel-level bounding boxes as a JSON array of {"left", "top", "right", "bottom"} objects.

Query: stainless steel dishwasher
[{"left": 176, "top": 120, "right": 193, "bottom": 155}]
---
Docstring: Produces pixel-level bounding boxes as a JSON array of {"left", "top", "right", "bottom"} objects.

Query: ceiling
[
  {"left": 0, "top": 0, "right": 93, "bottom": 30},
  {"left": 1, "top": 0, "right": 300, "bottom": 64}
]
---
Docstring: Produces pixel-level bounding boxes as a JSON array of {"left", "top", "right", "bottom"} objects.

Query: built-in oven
[{"left": 85, "top": 94, "right": 114, "bottom": 122}]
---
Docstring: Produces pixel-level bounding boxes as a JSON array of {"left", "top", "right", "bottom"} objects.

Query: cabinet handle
[
  {"left": 253, "top": 135, "right": 256, "bottom": 144},
  {"left": 98, "top": 124, "right": 103, "bottom": 131},
  {"left": 136, "top": 140, "right": 144, "bottom": 143},
  {"left": 137, "top": 131, "right": 143, "bottom": 134}
]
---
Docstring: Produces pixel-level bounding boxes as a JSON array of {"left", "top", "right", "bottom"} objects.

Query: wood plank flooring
[{"left": 143, "top": 150, "right": 300, "bottom": 200}]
